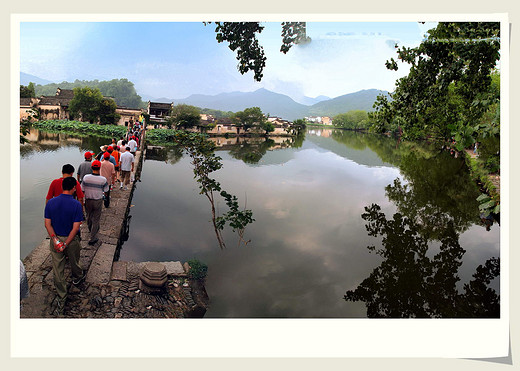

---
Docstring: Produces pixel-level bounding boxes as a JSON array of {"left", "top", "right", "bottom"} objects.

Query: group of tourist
[{"left": 41, "top": 120, "right": 143, "bottom": 315}]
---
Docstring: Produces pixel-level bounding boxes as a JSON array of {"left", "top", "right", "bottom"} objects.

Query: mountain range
[
  {"left": 147, "top": 88, "right": 390, "bottom": 121},
  {"left": 20, "top": 72, "right": 389, "bottom": 121},
  {"left": 20, "top": 72, "right": 55, "bottom": 86}
]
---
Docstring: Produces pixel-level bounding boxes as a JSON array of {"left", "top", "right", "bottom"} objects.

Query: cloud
[{"left": 260, "top": 34, "right": 411, "bottom": 98}]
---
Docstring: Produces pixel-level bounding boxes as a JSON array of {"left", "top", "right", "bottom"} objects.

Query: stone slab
[
  {"left": 111, "top": 261, "right": 128, "bottom": 281},
  {"left": 23, "top": 239, "right": 51, "bottom": 272},
  {"left": 86, "top": 243, "right": 117, "bottom": 285},
  {"left": 136, "top": 261, "right": 186, "bottom": 276}
]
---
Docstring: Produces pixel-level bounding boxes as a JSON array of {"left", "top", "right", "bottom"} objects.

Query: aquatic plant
[{"left": 31, "top": 120, "right": 127, "bottom": 138}]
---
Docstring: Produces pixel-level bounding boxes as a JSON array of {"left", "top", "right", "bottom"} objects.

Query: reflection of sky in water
[
  {"left": 123, "top": 143, "right": 400, "bottom": 317},
  {"left": 20, "top": 131, "right": 500, "bottom": 318}
]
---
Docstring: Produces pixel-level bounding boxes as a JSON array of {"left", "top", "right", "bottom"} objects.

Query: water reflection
[
  {"left": 145, "top": 135, "right": 305, "bottom": 166},
  {"left": 344, "top": 203, "right": 499, "bottom": 318},
  {"left": 21, "top": 128, "right": 112, "bottom": 159},
  {"left": 20, "top": 128, "right": 500, "bottom": 318},
  {"left": 385, "top": 151, "right": 481, "bottom": 237}
]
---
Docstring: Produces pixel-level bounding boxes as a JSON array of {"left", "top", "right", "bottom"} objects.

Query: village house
[
  {"left": 27, "top": 88, "right": 75, "bottom": 120},
  {"left": 305, "top": 116, "right": 332, "bottom": 125},
  {"left": 21, "top": 89, "right": 300, "bottom": 136},
  {"left": 267, "top": 116, "right": 292, "bottom": 135},
  {"left": 147, "top": 101, "right": 174, "bottom": 128},
  {"left": 19, "top": 97, "right": 39, "bottom": 121},
  {"left": 116, "top": 106, "right": 143, "bottom": 127},
  {"left": 20, "top": 87, "right": 146, "bottom": 125}
]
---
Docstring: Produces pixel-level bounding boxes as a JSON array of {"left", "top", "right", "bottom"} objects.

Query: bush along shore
[
  {"left": 463, "top": 150, "right": 500, "bottom": 223},
  {"left": 30, "top": 120, "right": 128, "bottom": 139}
]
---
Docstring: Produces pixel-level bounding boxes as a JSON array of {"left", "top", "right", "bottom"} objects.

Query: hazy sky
[{"left": 19, "top": 20, "right": 437, "bottom": 103}]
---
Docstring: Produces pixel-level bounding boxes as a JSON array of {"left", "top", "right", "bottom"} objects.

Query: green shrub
[
  {"left": 478, "top": 135, "right": 500, "bottom": 174},
  {"left": 187, "top": 259, "right": 208, "bottom": 280}
]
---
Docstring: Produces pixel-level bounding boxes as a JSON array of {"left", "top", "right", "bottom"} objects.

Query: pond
[{"left": 20, "top": 127, "right": 500, "bottom": 318}]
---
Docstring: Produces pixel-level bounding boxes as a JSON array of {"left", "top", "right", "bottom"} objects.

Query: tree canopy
[
  {"left": 20, "top": 83, "right": 35, "bottom": 98},
  {"left": 69, "top": 86, "right": 120, "bottom": 124},
  {"left": 231, "top": 106, "right": 266, "bottom": 133},
  {"left": 372, "top": 22, "right": 500, "bottom": 143},
  {"left": 333, "top": 110, "right": 370, "bottom": 130},
  {"left": 167, "top": 104, "right": 201, "bottom": 129},
  {"left": 206, "top": 22, "right": 310, "bottom": 82}
]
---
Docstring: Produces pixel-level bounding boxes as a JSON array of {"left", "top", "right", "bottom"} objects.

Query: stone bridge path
[{"left": 21, "top": 137, "right": 207, "bottom": 318}]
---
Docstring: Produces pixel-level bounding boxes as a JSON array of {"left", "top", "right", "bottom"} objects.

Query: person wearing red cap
[
  {"left": 46, "top": 164, "right": 84, "bottom": 207},
  {"left": 100, "top": 152, "right": 116, "bottom": 208},
  {"left": 81, "top": 160, "right": 109, "bottom": 245},
  {"left": 77, "top": 151, "right": 94, "bottom": 183},
  {"left": 105, "top": 146, "right": 117, "bottom": 167}
]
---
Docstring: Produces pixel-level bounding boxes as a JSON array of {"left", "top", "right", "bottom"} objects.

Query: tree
[
  {"left": 68, "top": 86, "right": 118, "bottom": 124},
  {"left": 333, "top": 110, "right": 369, "bottom": 130},
  {"left": 98, "top": 78, "right": 143, "bottom": 108},
  {"left": 261, "top": 121, "right": 275, "bottom": 136},
  {"left": 98, "top": 97, "right": 121, "bottom": 125},
  {"left": 20, "top": 83, "right": 35, "bottom": 98},
  {"left": 232, "top": 107, "right": 266, "bottom": 134},
  {"left": 372, "top": 22, "right": 500, "bottom": 142},
  {"left": 167, "top": 104, "right": 201, "bottom": 129},
  {"left": 206, "top": 22, "right": 310, "bottom": 82}
]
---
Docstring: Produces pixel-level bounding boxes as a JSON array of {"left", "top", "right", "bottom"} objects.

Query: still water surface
[{"left": 20, "top": 128, "right": 500, "bottom": 318}]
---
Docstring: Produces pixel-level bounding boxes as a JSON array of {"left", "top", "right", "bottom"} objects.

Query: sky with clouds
[{"left": 19, "top": 20, "right": 438, "bottom": 104}]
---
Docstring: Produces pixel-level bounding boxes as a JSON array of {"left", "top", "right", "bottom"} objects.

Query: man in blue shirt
[{"left": 44, "top": 176, "right": 85, "bottom": 315}]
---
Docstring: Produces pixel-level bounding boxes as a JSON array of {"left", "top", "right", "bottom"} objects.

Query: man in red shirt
[{"left": 46, "top": 164, "right": 84, "bottom": 206}]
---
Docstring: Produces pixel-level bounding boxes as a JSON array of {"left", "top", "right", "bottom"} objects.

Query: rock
[{"left": 91, "top": 295, "right": 103, "bottom": 308}]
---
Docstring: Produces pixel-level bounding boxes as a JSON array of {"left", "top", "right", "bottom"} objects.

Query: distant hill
[
  {"left": 306, "top": 89, "right": 390, "bottom": 117},
  {"left": 20, "top": 72, "right": 55, "bottom": 86},
  {"left": 175, "top": 88, "right": 309, "bottom": 120},
  {"left": 173, "top": 88, "right": 389, "bottom": 120}
]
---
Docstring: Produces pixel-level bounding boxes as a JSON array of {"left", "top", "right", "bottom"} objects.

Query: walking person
[
  {"left": 128, "top": 136, "right": 138, "bottom": 156},
  {"left": 44, "top": 176, "right": 85, "bottom": 315},
  {"left": 106, "top": 146, "right": 117, "bottom": 167},
  {"left": 119, "top": 146, "right": 134, "bottom": 191},
  {"left": 46, "top": 164, "right": 84, "bottom": 207},
  {"left": 95, "top": 145, "right": 107, "bottom": 161},
  {"left": 100, "top": 152, "right": 116, "bottom": 208},
  {"left": 77, "top": 151, "right": 94, "bottom": 183},
  {"left": 81, "top": 160, "right": 109, "bottom": 246}
]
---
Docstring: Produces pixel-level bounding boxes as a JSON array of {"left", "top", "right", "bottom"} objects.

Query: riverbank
[{"left": 20, "top": 129, "right": 209, "bottom": 318}]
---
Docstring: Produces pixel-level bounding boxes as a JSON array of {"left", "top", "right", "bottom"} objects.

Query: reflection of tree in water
[
  {"left": 345, "top": 204, "right": 499, "bottom": 318},
  {"left": 144, "top": 145, "right": 184, "bottom": 165},
  {"left": 386, "top": 150, "right": 481, "bottom": 238},
  {"left": 227, "top": 134, "right": 305, "bottom": 164},
  {"left": 228, "top": 139, "right": 276, "bottom": 164},
  {"left": 331, "top": 130, "right": 370, "bottom": 151},
  {"left": 20, "top": 128, "right": 113, "bottom": 159}
]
